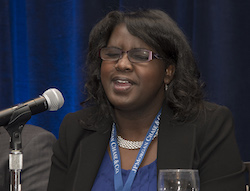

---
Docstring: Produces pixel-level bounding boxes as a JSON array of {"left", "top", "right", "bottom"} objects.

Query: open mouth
[{"left": 113, "top": 79, "right": 133, "bottom": 92}]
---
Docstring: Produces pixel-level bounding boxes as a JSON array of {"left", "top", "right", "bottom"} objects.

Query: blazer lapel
[
  {"left": 72, "top": 119, "right": 112, "bottom": 191},
  {"left": 157, "top": 104, "right": 196, "bottom": 170}
]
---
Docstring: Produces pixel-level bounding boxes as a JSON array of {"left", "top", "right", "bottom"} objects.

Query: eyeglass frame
[{"left": 99, "top": 47, "right": 162, "bottom": 63}]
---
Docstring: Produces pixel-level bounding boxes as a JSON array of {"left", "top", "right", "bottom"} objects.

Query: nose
[{"left": 114, "top": 53, "right": 133, "bottom": 72}]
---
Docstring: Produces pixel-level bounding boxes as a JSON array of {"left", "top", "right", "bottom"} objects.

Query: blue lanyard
[{"left": 109, "top": 109, "right": 161, "bottom": 191}]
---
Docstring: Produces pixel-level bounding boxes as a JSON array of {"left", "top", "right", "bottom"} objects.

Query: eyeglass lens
[{"left": 100, "top": 47, "right": 155, "bottom": 63}]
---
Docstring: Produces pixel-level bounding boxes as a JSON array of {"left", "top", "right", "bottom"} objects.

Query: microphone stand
[{"left": 4, "top": 105, "right": 32, "bottom": 191}]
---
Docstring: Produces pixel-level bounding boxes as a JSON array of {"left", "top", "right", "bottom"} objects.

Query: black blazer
[{"left": 48, "top": 101, "right": 246, "bottom": 191}]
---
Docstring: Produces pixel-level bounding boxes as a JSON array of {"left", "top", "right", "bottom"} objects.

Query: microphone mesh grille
[{"left": 42, "top": 88, "right": 64, "bottom": 111}]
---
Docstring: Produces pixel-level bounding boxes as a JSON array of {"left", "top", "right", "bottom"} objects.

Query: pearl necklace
[{"left": 117, "top": 128, "right": 159, "bottom": 150}]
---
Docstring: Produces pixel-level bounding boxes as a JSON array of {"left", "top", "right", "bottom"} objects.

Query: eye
[
  {"left": 130, "top": 50, "right": 149, "bottom": 61},
  {"left": 105, "top": 52, "right": 120, "bottom": 58},
  {"left": 101, "top": 48, "right": 121, "bottom": 59}
]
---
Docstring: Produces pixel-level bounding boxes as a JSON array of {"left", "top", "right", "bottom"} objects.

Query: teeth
[{"left": 117, "top": 80, "right": 129, "bottom": 83}]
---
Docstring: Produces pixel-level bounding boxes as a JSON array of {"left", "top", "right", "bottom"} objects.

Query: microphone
[{"left": 0, "top": 88, "right": 64, "bottom": 126}]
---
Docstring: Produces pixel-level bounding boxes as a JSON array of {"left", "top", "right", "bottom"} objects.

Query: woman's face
[{"left": 101, "top": 23, "right": 173, "bottom": 112}]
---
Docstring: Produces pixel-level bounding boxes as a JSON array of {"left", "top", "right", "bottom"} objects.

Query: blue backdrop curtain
[{"left": 0, "top": 0, "right": 250, "bottom": 162}]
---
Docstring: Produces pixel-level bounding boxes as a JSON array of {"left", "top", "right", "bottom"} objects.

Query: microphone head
[{"left": 42, "top": 88, "right": 64, "bottom": 111}]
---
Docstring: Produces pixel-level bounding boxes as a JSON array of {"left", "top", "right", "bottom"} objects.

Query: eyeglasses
[{"left": 99, "top": 47, "right": 162, "bottom": 63}]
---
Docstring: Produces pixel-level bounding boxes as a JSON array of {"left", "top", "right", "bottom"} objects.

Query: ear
[{"left": 164, "top": 65, "right": 175, "bottom": 84}]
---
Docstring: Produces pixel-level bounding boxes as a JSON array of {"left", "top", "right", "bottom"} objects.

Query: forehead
[{"left": 107, "top": 23, "right": 152, "bottom": 51}]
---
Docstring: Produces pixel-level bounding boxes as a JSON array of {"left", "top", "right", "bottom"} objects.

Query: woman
[{"left": 48, "top": 9, "right": 245, "bottom": 190}]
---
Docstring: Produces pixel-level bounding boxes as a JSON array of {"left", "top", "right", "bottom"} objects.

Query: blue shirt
[{"left": 91, "top": 150, "right": 157, "bottom": 191}]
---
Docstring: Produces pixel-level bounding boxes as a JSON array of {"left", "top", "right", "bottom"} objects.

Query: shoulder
[
  {"left": 62, "top": 106, "right": 99, "bottom": 125},
  {"left": 22, "top": 124, "right": 56, "bottom": 149},
  {"left": 22, "top": 124, "right": 56, "bottom": 141},
  {"left": 203, "top": 101, "right": 232, "bottom": 114},
  {"left": 195, "top": 101, "right": 235, "bottom": 148},
  {"left": 61, "top": 106, "right": 112, "bottom": 133},
  {"left": 167, "top": 101, "right": 233, "bottom": 127},
  {"left": 57, "top": 106, "right": 112, "bottom": 146},
  {"left": 22, "top": 124, "right": 55, "bottom": 137},
  {"left": 193, "top": 101, "right": 234, "bottom": 131},
  {"left": 200, "top": 101, "right": 233, "bottom": 124}
]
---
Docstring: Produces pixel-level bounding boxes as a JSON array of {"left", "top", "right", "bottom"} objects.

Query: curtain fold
[
  {"left": 0, "top": 0, "right": 13, "bottom": 109},
  {"left": 0, "top": 0, "right": 249, "bottom": 161}
]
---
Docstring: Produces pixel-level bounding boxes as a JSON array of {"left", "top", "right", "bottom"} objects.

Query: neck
[{"left": 114, "top": 104, "right": 162, "bottom": 141}]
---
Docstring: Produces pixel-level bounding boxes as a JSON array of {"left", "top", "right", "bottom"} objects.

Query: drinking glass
[{"left": 158, "top": 169, "right": 200, "bottom": 191}]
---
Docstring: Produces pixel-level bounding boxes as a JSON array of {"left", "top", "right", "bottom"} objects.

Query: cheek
[
  {"left": 100, "top": 63, "right": 113, "bottom": 86},
  {"left": 140, "top": 65, "right": 166, "bottom": 85},
  {"left": 101, "top": 63, "right": 109, "bottom": 78},
  {"left": 100, "top": 64, "right": 105, "bottom": 80}
]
